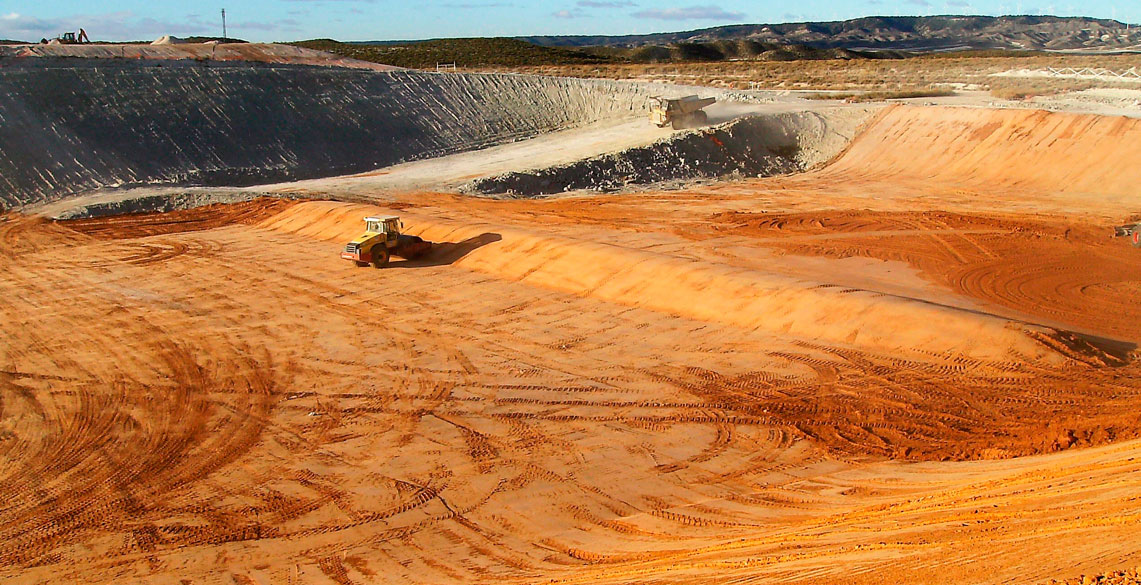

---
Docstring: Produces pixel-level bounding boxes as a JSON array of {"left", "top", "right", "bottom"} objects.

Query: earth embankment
[
  {"left": 259, "top": 201, "right": 1085, "bottom": 364},
  {"left": 807, "top": 105, "right": 1141, "bottom": 212},
  {"left": 0, "top": 42, "right": 400, "bottom": 69}
]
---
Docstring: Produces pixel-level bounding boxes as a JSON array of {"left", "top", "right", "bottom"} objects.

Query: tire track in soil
[
  {"left": 87, "top": 218, "right": 557, "bottom": 575},
  {"left": 0, "top": 334, "right": 280, "bottom": 566},
  {"left": 5, "top": 202, "right": 1141, "bottom": 584},
  {"left": 711, "top": 210, "right": 1141, "bottom": 342},
  {"left": 0, "top": 216, "right": 286, "bottom": 570}
]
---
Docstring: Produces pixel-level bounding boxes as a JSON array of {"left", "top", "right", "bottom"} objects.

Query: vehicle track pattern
[
  {"left": 2, "top": 198, "right": 1139, "bottom": 585},
  {"left": 711, "top": 209, "right": 1141, "bottom": 343}
]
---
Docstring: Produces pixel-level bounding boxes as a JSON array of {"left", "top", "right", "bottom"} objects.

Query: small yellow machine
[
  {"left": 1114, "top": 222, "right": 1141, "bottom": 248},
  {"left": 51, "top": 29, "right": 90, "bottom": 44},
  {"left": 341, "top": 216, "right": 431, "bottom": 267}
]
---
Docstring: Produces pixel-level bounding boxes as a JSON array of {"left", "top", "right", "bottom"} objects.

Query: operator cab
[{"left": 364, "top": 216, "right": 402, "bottom": 239}]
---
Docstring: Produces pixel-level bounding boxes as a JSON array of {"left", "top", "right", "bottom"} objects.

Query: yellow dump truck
[
  {"left": 341, "top": 216, "right": 432, "bottom": 267},
  {"left": 649, "top": 95, "right": 716, "bottom": 130}
]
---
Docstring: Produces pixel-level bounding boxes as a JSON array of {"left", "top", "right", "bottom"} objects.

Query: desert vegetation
[{"left": 495, "top": 53, "right": 1141, "bottom": 92}]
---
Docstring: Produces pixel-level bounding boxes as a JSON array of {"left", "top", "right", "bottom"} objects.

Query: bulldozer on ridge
[
  {"left": 649, "top": 95, "right": 716, "bottom": 130},
  {"left": 341, "top": 216, "right": 431, "bottom": 267}
]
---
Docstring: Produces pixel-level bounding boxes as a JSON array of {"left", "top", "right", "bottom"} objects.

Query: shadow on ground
[{"left": 389, "top": 233, "right": 502, "bottom": 268}]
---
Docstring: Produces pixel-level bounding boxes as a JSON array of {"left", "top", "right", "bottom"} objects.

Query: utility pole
[{"left": 221, "top": 8, "right": 227, "bottom": 41}]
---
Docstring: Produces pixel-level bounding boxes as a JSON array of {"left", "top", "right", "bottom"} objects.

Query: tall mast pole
[{"left": 222, "top": 8, "right": 227, "bottom": 41}]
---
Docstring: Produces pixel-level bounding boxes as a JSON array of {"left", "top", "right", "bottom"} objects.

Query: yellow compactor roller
[{"left": 341, "top": 216, "right": 431, "bottom": 267}]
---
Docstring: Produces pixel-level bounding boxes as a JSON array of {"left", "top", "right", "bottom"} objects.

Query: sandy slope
[
  {"left": 1, "top": 195, "right": 1138, "bottom": 584},
  {"left": 674, "top": 105, "right": 1141, "bottom": 222},
  {"left": 814, "top": 106, "right": 1141, "bottom": 207},
  {"left": 1, "top": 104, "right": 1140, "bottom": 584}
]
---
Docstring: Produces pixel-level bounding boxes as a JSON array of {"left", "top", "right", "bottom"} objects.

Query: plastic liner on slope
[
  {"left": 0, "top": 68, "right": 654, "bottom": 209},
  {"left": 259, "top": 201, "right": 1071, "bottom": 363}
]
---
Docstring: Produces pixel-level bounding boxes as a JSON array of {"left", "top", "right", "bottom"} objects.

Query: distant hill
[
  {"left": 185, "top": 36, "right": 248, "bottom": 44},
  {"left": 518, "top": 15, "right": 1141, "bottom": 52},
  {"left": 297, "top": 37, "right": 895, "bottom": 69},
  {"left": 293, "top": 38, "right": 610, "bottom": 68},
  {"left": 295, "top": 15, "right": 1141, "bottom": 70},
  {"left": 596, "top": 40, "right": 898, "bottom": 62}
]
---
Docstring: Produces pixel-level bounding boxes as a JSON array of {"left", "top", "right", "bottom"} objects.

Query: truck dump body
[{"left": 671, "top": 95, "right": 717, "bottom": 114}]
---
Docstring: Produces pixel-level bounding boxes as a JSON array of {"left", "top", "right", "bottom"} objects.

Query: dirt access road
[{"left": 1, "top": 105, "right": 1140, "bottom": 584}]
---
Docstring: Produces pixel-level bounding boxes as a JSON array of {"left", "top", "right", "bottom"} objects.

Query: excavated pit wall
[
  {"left": 0, "top": 63, "right": 672, "bottom": 209},
  {"left": 463, "top": 109, "right": 870, "bottom": 197}
]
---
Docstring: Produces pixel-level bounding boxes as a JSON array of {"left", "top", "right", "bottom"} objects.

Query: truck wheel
[
  {"left": 373, "top": 247, "right": 390, "bottom": 267},
  {"left": 694, "top": 110, "right": 708, "bottom": 126},
  {"left": 671, "top": 117, "right": 685, "bottom": 130}
]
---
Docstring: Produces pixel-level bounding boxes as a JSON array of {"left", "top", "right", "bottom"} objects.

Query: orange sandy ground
[{"left": 1, "top": 106, "right": 1140, "bottom": 584}]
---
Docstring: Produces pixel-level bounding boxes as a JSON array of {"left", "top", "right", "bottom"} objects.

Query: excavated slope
[
  {"left": 0, "top": 65, "right": 652, "bottom": 208},
  {"left": 813, "top": 105, "right": 1141, "bottom": 205},
  {"left": 464, "top": 112, "right": 842, "bottom": 196}
]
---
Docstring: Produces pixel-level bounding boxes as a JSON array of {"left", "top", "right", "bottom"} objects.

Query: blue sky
[{"left": 1, "top": 1, "right": 1137, "bottom": 42}]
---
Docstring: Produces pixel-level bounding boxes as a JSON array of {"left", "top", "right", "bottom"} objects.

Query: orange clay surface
[{"left": 2, "top": 105, "right": 1140, "bottom": 584}]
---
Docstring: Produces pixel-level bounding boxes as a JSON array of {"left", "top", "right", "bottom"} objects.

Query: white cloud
[
  {"left": 632, "top": 5, "right": 745, "bottom": 21},
  {"left": 577, "top": 0, "right": 636, "bottom": 7},
  {"left": 553, "top": 0, "right": 634, "bottom": 19},
  {"left": 234, "top": 18, "right": 303, "bottom": 32},
  {"left": 438, "top": 2, "right": 514, "bottom": 7},
  {"left": 0, "top": 12, "right": 66, "bottom": 39}
]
